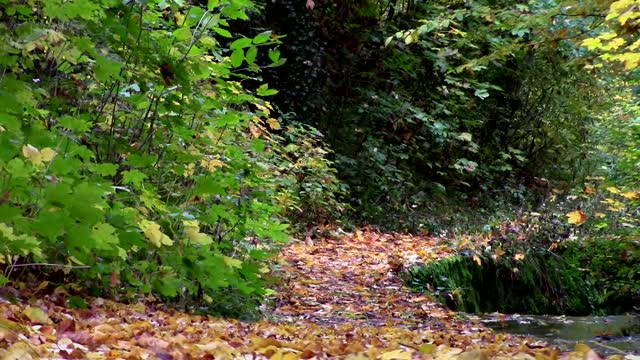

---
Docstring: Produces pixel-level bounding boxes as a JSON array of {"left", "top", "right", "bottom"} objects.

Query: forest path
[
  {"left": 273, "top": 228, "right": 466, "bottom": 329},
  {"left": 0, "top": 229, "right": 587, "bottom": 359}
]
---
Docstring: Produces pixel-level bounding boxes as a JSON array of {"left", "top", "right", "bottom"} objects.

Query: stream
[{"left": 470, "top": 314, "right": 640, "bottom": 355}]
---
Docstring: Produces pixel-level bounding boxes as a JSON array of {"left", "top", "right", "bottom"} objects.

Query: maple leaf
[
  {"left": 566, "top": 210, "right": 587, "bottom": 225},
  {"left": 139, "top": 219, "right": 174, "bottom": 247},
  {"left": 22, "top": 144, "right": 57, "bottom": 164},
  {"left": 266, "top": 118, "right": 281, "bottom": 130}
]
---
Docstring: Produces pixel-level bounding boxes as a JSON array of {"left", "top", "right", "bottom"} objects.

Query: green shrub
[
  {"left": 0, "top": 0, "right": 292, "bottom": 315},
  {"left": 272, "top": 122, "right": 350, "bottom": 229}
]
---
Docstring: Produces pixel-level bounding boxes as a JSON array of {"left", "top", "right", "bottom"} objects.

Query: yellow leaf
[
  {"left": 606, "top": 186, "right": 621, "bottom": 194},
  {"left": 174, "top": 12, "right": 185, "bottom": 25},
  {"left": 22, "top": 144, "right": 57, "bottom": 164},
  {"left": 266, "top": 118, "right": 281, "bottom": 130},
  {"left": 139, "top": 220, "right": 173, "bottom": 247},
  {"left": 595, "top": 212, "right": 606, "bottom": 219},
  {"left": 622, "top": 191, "right": 638, "bottom": 199},
  {"left": 472, "top": 255, "right": 482, "bottom": 266},
  {"left": 379, "top": 349, "right": 413, "bottom": 360},
  {"left": 183, "top": 163, "right": 195, "bottom": 177},
  {"left": 200, "top": 158, "right": 226, "bottom": 172},
  {"left": 418, "top": 344, "right": 436, "bottom": 354},
  {"left": 223, "top": 256, "right": 243, "bottom": 269},
  {"left": 494, "top": 248, "right": 505, "bottom": 258},
  {"left": 23, "top": 306, "right": 52, "bottom": 325},
  {"left": 271, "top": 351, "right": 299, "bottom": 360},
  {"left": 183, "top": 220, "right": 213, "bottom": 246},
  {"left": 514, "top": 253, "right": 525, "bottom": 261},
  {"left": 566, "top": 210, "right": 587, "bottom": 225}
]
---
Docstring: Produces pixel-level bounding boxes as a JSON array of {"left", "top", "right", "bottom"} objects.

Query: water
[{"left": 471, "top": 314, "right": 640, "bottom": 355}]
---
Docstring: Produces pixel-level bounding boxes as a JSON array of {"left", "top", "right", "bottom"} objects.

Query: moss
[
  {"left": 409, "top": 238, "right": 640, "bottom": 315},
  {"left": 409, "top": 248, "right": 596, "bottom": 315}
]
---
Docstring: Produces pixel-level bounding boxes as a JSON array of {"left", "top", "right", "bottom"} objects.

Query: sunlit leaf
[
  {"left": 566, "top": 210, "right": 587, "bottom": 225},
  {"left": 139, "top": 220, "right": 173, "bottom": 247},
  {"left": 22, "top": 144, "right": 57, "bottom": 164}
]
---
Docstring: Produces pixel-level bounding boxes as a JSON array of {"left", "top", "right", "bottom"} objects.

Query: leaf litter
[{"left": 0, "top": 228, "right": 628, "bottom": 359}]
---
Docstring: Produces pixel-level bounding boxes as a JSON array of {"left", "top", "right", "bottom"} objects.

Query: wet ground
[{"left": 475, "top": 313, "right": 640, "bottom": 355}]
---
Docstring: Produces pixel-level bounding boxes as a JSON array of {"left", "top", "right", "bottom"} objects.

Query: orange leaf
[{"left": 566, "top": 210, "right": 587, "bottom": 225}]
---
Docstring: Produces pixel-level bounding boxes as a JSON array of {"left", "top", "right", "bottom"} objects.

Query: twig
[
  {"left": 398, "top": 342, "right": 420, "bottom": 351},
  {"left": 590, "top": 340, "right": 627, "bottom": 355},
  {"left": 8, "top": 263, "right": 90, "bottom": 269}
]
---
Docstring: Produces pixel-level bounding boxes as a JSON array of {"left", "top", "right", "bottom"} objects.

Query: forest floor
[{"left": 0, "top": 229, "right": 614, "bottom": 359}]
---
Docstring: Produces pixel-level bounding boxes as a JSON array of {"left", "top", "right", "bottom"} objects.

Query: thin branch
[{"left": 8, "top": 263, "right": 90, "bottom": 269}]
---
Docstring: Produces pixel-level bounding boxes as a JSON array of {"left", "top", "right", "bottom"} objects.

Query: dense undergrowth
[
  {"left": 0, "top": 0, "right": 346, "bottom": 317},
  {"left": 408, "top": 183, "right": 640, "bottom": 315},
  {"left": 1, "top": 0, "right": 640, "bottom": 320}
]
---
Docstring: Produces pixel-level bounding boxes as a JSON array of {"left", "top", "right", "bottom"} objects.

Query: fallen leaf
[
  {"left": 379, "top": 349, "right": 413, "bottom": 360},
  {"left": 23, "top": 306, "right": 53, "bottom": 325},
  {"left": 1, "top": 342, "right": 34, "bottom": 360},
  {"left": 566, "top": 210, "right": 587, "bottom": 225},
  {"left": 584, "top": 186, "right": 596, "bottom": 194}
]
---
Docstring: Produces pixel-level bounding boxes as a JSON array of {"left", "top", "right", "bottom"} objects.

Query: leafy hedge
[{"left": 0, "top": 0, "right": 343, "bottom": 314}]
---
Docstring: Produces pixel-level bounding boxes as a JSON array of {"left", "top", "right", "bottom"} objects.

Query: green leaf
[
  {"left": 253, "top": 31, "right": 272, "bottom": 44},
  {"left": 230, "top": 49, "right": 244, "bottom": 67},
  {"left": 474, "top": 88, "right": 489, "bottom": 99},
  {"left": 193, "top": 176, "right": 225, "bottom": 195},
  {"left": 268, "top": 48, "right": 280, "bottom": 63},
  {"left": 173, "top": 27, "right": 192, "bottom": 42},
  {"left": 5, "top": 158, "right": 31, "bottom": 178},
  {"left": 257, "top": 84, "right": 278, "bottom": 96},
  {"left": 0, "top": 113, "right": 20, "bottom": 132},
  {"left": 89, "top": 163, "right": 119, "bottom": 177},
  {"left": 245, "top": 46, "right": 258, "bottom": 64},
  {"left": 58, "top": 115, "right": 91, "bottom": 132},
  {"left": 122, "top": 170, "right": 147, "bottom": 188},
  {"left": 68, "top": 296, "right": 88, "bottom": 309},
  {"left": 230, "top": 37, "right": 252, "bottom": 50},
  {"left": 94, "top": 55, "right": 122, "bottom": 82},
  {"left": 157, "top": 277, "right": 181, "bottom": 297},
  {"left": 91, "top": 223, "right": 120, "bottom": 250},
  {"left": 207, "top": 0, "right": 219, "bottom": 10},
  {"left": 32, "top": 210, "right": 67, "bottom": 241},
  {"left": 213, "top": 27, "right": 232, "bottom": 38}
]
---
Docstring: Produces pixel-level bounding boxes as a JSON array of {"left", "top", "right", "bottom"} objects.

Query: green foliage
[
  {"left": 258, "top": 0, "right": 607, "bottom": 228},
  {"left": 408, "top": 180, "right": 640, "bottom": 315},
  {"left": 0, "top": 0, "right": 302, "bottom": 315},
  {"left": 271, "top": 122, "right": 350, "bottom": 228},
  {"left": 408, "top": 249, "right": 595, "bottom": 315}
]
